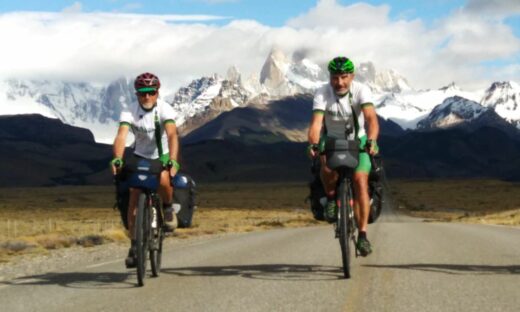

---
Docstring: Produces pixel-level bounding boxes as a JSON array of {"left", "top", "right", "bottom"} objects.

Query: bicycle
[
  {"left": 116, "top": 158, "right": 165, "bottom": 287},
  {"left": 323, "top": 137, "right": 379, "bottom": 279}
]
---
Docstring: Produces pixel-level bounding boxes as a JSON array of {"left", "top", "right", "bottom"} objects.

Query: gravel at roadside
[
  {"left": 0, "top": 233, "right": 239, "bottom": 283},
  {"left": 0, "top": 242, "right": 128, "bottom": 282}
]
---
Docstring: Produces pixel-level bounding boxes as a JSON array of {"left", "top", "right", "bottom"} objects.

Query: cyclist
[
  {"left": 111, "top": 72, "right": 180, "bottom": 268},
  {"left": 307, "top": 57, "right": 380, "bottom": 256}
]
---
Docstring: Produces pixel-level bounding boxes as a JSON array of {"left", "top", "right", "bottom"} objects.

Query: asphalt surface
[{"left": 1, "top": 208, "right": 519, "bottom": 312}]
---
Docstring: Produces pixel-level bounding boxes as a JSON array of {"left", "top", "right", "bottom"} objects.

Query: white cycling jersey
[
  {"left": 312, "top": 80, "right": 374, "bottom": 140},
  {"left": 119, "top": 99, "right": 177, "bottom": 159}
]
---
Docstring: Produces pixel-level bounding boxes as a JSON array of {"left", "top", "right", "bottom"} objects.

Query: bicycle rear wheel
[
  {"left": 150, "top": 204, "right": 164, "bottom": 277},
  {"left": 338, "top": 180, "right": 351, "bottom": 279},
  {"left": 135, "top": 193, "right": 150, "bottom": 286}
]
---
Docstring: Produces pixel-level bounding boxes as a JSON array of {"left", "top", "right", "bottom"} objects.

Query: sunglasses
[{"left": 137, "top": 90, "right": 158, "bottom": 97}]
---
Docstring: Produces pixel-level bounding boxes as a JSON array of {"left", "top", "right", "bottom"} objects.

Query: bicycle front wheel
[
  {"left": 338, "top": 180, "right": 351, "bottom": 279},
  {"left": 135, "top": 193, "right": 150, "bottom": 286},
  {"left": 150, "top": 204, "right": 163, "bottom": 277}
]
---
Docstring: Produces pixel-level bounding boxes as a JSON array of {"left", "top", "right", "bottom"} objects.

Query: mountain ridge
[
  {"left": 1, "top": 114, "right": 519, "bottom": 187},
  {"left": 1, "top": 50, "right": 519, "bottom": 144}
]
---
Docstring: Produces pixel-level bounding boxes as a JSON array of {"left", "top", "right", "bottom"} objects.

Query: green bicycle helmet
[{"left": 327, "top": 57, "right": 355, "bottom": 74}]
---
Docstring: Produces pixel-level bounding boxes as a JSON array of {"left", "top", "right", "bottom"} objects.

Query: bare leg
[
  {"left": 320, "top": 155, "right": 338, "bottom": 197},
  {"left": 353, "top": 172, "right": 370, "bottom": 232},
  {"left": 158, "top": 170, "right": 173, "bottom": 204}
]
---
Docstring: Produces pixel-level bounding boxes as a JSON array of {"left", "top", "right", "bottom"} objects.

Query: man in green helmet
[{"left": 307, "top": 56, "right": 380, "bottom": 256}]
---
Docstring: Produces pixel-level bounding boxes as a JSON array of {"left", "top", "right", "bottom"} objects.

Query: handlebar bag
[{"left": 324, "top": 138, "right": 359, "bottom": 170}]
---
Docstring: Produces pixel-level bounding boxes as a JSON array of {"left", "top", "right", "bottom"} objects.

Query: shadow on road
[
  {"left": 162, "top": 264, "right": 345, "bottom": 281},
  {"left": 0, "top": 272, "right": 135, "bottom": 289},
  {"left": 363, "top": 263, "right": 520, "bottom": 275}
]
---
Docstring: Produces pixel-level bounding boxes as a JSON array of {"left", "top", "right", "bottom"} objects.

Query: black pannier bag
[
  {"left": 307, "top": 159, "right": 327, "bottom": 221},
  {"left": 368, "top": 154, "right": 384, "bottom": 224},
  {"left": 115, "top": 176, "right": 130, "bottom": 230},
  {"left": 172, "top": 173, "right": 197, "bottom": 228}
]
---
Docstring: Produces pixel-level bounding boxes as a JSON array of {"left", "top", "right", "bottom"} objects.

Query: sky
[{"left": 0, "top": 0, "right": 519, "bottom": 92}]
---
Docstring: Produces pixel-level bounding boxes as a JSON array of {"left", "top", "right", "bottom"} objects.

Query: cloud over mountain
[{"left": 0, "top": 0, "right": 518, "bottom": 92}]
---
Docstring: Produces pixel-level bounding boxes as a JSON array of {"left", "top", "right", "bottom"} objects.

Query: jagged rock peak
[
  {"left": 439, "top": 82, "right": 459, "bottom": 91},
  {"left": 226, "top": 66, "right": 241, "bottom": 84},
  {"left": 487, "top": 81, "right": 520, "bottom": 91},
  {"left": 260, "top": 48, "right": 289, "bottom": 87},
  {"left": 355, "top": 61, "right": 412, "bottom": 93}
]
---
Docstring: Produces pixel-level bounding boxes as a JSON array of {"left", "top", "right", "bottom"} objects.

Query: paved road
[{"left": 1, "top": 209, "right": 519, "bottom": 312}]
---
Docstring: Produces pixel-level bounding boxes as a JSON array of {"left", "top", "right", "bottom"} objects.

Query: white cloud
[
  {"left": 0, "top": 0, "right": 519, "bottom": 92},
  {"left": 438, "top": 12, "right": 520, "bottom": 62},
  {"left": 465, "top": 0, "right": 520, "bottom": 17},
  {"left": 287, "top": 0, "right": 391, "bottom": 29}
]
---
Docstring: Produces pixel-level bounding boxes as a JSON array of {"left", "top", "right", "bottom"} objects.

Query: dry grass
[
  {"left": 174, "top": 207, "right": 319, "bottom": 239},
  {"left": 0, "top": 183, "right": 319, "bottom": 263},
  {"left": 391, "top": 179, "right": 520, "bottom": 225},
  {"left": 2, "top": 179, "right": 517, "bottom": 264}
]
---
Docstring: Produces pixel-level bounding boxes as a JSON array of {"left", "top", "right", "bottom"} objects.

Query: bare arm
[
  {"left": 164, "top": 122, "right": 179, "bottom": 175},
  {"left": 362, "top": 105, "right": 380, "bottom": 154},
  {"left": 112, "top": 125, "right": 129, "bottom": 174},
  {"left": 308, "top": 112, "right": 324, "bottom": 145},
  {"left": 307, "top": 112, "right": 324, "bottom": 158},
  {"left": 113, "top": 125, "right": 129, "bottom": 158}
]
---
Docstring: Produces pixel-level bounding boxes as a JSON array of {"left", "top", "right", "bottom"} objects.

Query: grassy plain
[
  {"left": 0, "top": 183, "right": 318, "bottom": 263},
  {"left": 0, "top": 179, "right": 518, "bottom": 263},
  {"left": 391, "top": 179, "right": 520, "bottom": 225}
]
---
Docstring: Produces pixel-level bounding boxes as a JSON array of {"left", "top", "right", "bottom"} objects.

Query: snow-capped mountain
[
  {"left": 1, "top": 48, "right": 519, "bottom": 144},
  {"left": 169, "top": 70, "right": 253, "bottom": 135},
  {"left": 416, "top": 96, "right": 489, "bottom": 129},
  {"left": 356, "top": 62, "right": 412, "bottom": 93},
  {"left": 259, "top": 49, "right": 328, "bottom": 96},
  {"left": 0, "top": 79, "right": 135, "bottom": 143},
  {"left": 374, "top": 82, "right": 484, "bottom": 129},
  {"left": 173, "top": 50, "right": 416, "bottom": 134},
  {"left": 170, "top": 74, "right": 225, "bottom": 125},
  {"left": 481, "top": 81, "right": 520, "bottom": 128}
]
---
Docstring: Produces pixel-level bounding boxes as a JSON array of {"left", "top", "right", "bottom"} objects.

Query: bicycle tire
[
  {"left": 150, "top": 230, "right": 163, "bottom": 277},
  {"left": 338, "top": 180, "right": 351, "bottom": 279},
  {"left": 150, "top": 201, "right": 163, "bottom": 277},
  {"left": 135, "top": 193, "right": 150, "bottom": 286}
]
